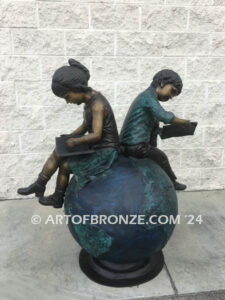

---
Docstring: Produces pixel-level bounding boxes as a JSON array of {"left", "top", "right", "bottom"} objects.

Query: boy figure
[{"left": 120, "top": 69, "right": 190, "bottom": 190}]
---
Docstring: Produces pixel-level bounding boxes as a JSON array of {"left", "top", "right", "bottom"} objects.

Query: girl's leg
[
  {"left": 55, "top": 160, "right": 71, "bottom": 191},
  {"left": 17, "top": 148, "right": 62, "bottom": 197},
  {"left": 41, "top": 149, "right": 62, "bottom": 180},
  {"left": 39, "top": 160, "right": 71, "bottom": 208}
]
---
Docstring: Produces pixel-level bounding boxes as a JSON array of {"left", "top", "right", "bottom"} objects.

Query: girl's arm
[
  {"left": 66, "top": 101, "right": 104, "bottom": 148},
  {"left": 70, "top": 121, "right": 87, "bottom": 136}
]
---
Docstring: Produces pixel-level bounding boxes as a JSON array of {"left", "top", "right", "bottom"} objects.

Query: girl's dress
[{"left": 67, "top": 92, "right": 119, "bottom": 193}]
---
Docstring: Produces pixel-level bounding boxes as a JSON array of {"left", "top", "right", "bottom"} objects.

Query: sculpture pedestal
[{"left": 79, "top": 249, "right": 164, "bottom": 287}]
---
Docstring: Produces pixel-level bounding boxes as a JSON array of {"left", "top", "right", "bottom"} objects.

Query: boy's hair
[
  {"left": 51, "top": 58, "right": 91, "bottom": 98},
  {"left": 150, "top": 69, "right": 183, "bottom": 95}
]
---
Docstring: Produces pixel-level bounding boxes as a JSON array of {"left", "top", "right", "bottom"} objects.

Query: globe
[{"left": 64, "top": 155, "right": 178, "bottom": 286}]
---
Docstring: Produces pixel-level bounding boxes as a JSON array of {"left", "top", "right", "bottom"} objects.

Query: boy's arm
[
  {"left": 149, "top": 99, "right": 175, "bottom": 124},
  {"left": 149, "top": 99, "right": 189, "bottom": 125},
  {"left": 66, "top": 102, "right": 104, "bottom": 148}
]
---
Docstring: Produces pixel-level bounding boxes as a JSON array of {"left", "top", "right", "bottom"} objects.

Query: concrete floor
[{"left": 0, "top": 190, "right": 225, "bottom": 300}]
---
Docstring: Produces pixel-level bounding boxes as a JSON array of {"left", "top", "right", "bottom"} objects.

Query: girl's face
[{"left": 63, "top": 91, "right": 85, "bottom": 105}]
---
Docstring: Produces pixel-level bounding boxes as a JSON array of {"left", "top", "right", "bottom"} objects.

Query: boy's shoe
[
  {"left": 17, "top": 174, "right": 47, "bottom": 197},
  {"left": 39, "top": 189, "right": 64, "bottom": 208},
  {"left": 173, "top": 181, "right": 187, "bottom": 191}
]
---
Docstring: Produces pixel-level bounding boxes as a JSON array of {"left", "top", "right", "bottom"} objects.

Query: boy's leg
[
  {"left": 17, "top": 148, "right": 62, "bottom": 197},
  {"left": 146, "top": 147, "right": 187, "bottom": 190},
  {"left": 124, "top": 144, "right": 186, "bottom": 190},
  {"left": 144, "top": 146, "right": 177, "bottom": 182},
  {"left": 39, "top": 160, "right": 71, "bottom": 208}
]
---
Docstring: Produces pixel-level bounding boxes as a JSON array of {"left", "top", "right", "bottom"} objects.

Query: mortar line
[
  {"left": 18, "top": 133, "right": 23, "bottom": 154},
  {"left": 30, "top": 1, "right": 214, "bottom": 5},
  {"left": 2, "top": 54, "right": 225, "bottom": 58},
  {"left": 39, "top": 57, "right": 43, "bottom": 81},
  {"left": 9, "top": 29, "right": 14, "bottom": 56},
  {"left": 14, "top": 74, "right": 19, "bottom": 108},
  {"left": 3, "top": 78, "right": 225, "bottom": 83},
  {"left": 114, "top": 81, "right": 117, "bottom": 106},
  {"left": 88, "top": 4, "right": 92, "bottom": 30},
  {"left": 138, "top": 6, "right": 142, "bottom": 31},
  {"left": 184, "top": 58, "right": 188, "bottom": 81},
  {"left": 36, "top": 1, "right": 40, "bottom": 29},
  {"left": 137, "top": 58, "right": 141, "bottom": 82},
  {"left": 205, "top": 82, "right": 209, "bottom": 105},
  {"left": 221, "top": 149, "right": 224, "bottom": 167},
  {"left": 186, "top": 8, "right": 190, "bottom": 32},
  {"left": 63, "top": 30, "right": 67, "bottom": 57},
  {"left": 202, "top": 126, "right": 206, "bottom": 147},
  {"left": 1, "top": 26, "right": 225, "bottom": 34},
  {"left": 179, "top": 148, "right": 182, "bottom": 168},
  {"left": 114, "top": 31, "right": 117, "bottom": 56}
]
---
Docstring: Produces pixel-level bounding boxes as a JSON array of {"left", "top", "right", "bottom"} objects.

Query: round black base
[{"left": 79, "top": 249, "right": 164, "bottom": 287}]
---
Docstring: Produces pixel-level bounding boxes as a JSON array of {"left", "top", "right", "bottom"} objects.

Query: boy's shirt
[{"left": 119, "top": 86, "right": 175, "bottom": 145}]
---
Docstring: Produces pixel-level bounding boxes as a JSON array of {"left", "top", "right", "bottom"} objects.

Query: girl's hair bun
[{"left": 68, "top": 58, "right": 90, "bottom": 80}]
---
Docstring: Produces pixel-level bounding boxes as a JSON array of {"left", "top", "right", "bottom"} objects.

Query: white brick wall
[{"left": 1, "top": 0, "right": 225, "bottom": 199}]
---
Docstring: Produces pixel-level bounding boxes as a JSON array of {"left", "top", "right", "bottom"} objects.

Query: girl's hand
[{"left": 66, "top": 138, "right": 76, "bottom": 148}]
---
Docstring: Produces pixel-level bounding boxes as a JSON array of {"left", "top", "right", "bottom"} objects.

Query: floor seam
[{"left": 164, "top": 262, "right": 178, "bottom": 296}]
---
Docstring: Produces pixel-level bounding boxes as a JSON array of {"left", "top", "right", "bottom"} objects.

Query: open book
[
  {"left": 55, "top": 134, "right": 95, "bottom": 157},
  {"left": 159, "top": 122, "right": 198, "bottom": 140}
]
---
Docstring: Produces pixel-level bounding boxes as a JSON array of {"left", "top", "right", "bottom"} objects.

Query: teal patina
[
  {"left": 67, "top": 147, "right": 118, "bottom": 195},
  {"left": 120, "top": 86, "right": 175, "bottom": 145},
  {"left": 132, "top": 158, "right": 178, "bottom": 240},
  {"left": 66, "top": 205, "right": 113, "bottom": 257},
  {"left": 64, "top": 155, "right": 178, "bottom": 263},
  {"left": 73, "top": 222, "right": 113, "bottom": 257}
]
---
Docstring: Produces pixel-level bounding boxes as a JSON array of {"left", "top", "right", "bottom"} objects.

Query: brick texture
[{"left": 0, "top": 0, "right": 224, "bottom": 199}]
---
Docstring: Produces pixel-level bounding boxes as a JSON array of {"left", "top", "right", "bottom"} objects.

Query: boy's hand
[{"left": 172, "top": 117, "right": 191, "bottom": 125}]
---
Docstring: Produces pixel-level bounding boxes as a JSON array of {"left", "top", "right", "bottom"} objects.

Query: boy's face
[
  {"left": 156, "top": 83, "right": 179, "bottom": 102},
  {"left": 63, "top": 91, "right": 84, "bottom": 105}
]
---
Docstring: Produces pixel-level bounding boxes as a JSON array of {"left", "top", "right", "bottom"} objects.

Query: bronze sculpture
[
  {"left": 17, "top": 61, "right": 197, "bottom": 287},
  {"left": 17, "top": 59, "right": 120, "bottom": 208},
  {"left": 17, "top": 63, "right": 194, "bottom": 206},
  {"left": 120, "top": 69, "right": 192, "bottom": 191}
]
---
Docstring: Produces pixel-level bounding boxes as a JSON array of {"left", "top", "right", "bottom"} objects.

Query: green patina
[
  {"left": 66, "top": 205, "right": 113, "bottom": 257},
  {"left": 131, "top": 158, "right": 178, "bottom": 239},
  {"left": 66, "top": 147, "right": 118, "bottom": 196},
  {"left": 73, "top": 223, "right": 113, "bottom": 257},
  {"left": 119, "top": 86, "right": 175, "bottom": 145},
  {"left": 65, "top": 148, "right": 117, "bottom": 257}
]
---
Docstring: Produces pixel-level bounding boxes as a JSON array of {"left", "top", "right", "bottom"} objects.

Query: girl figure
[{"left": 17, "top": 59, "right": 119, "bottom": 208}]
